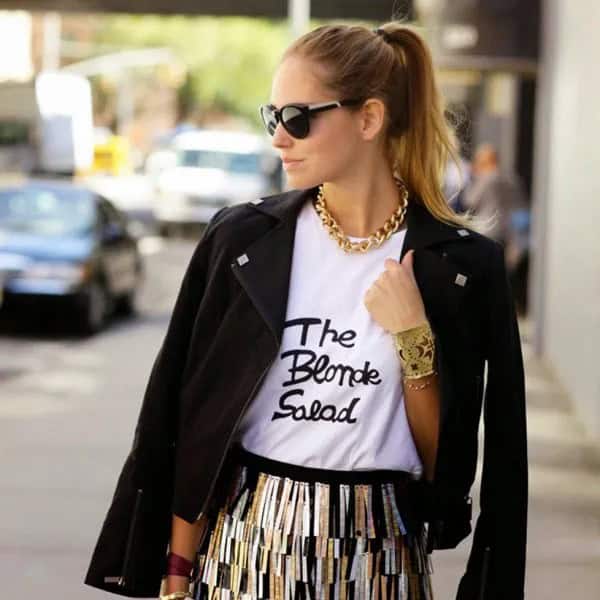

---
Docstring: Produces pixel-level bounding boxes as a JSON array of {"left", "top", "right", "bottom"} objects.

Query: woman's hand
[{"left": 363, "top": 249, "right": 428, "bottom": 333}]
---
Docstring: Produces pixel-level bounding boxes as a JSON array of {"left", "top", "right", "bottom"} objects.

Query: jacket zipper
[
  {"left": 118, "top": 487, "right": 143, "bottom": 587},
  {"left": 478, "top": 545, "right": 491, "bottom": 599},
  {"left": 430, "top": 320, "right": 443, "bottom": 482},
  {"left": 423, "top": 319, "right": 443, "bottom": 554},
  {"left": 196, "top": 261, "right": 280, "bottom": 520},
  {"left": 196, "top": 346, "right": 278, "bottom": 520}
]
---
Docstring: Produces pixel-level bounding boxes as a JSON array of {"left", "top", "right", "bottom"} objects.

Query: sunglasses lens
[
  {"left": 260, "top": 105, "right": 278, "bottom": 136},
  {"left": 281, "top": 105, "right": 309, "bottom": 138}
]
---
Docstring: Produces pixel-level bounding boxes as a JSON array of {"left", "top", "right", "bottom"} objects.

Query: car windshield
[
  {"left": 176, "top": 149, "right": 262, "bottom": 175},
  {"left": 0, "top": 186, "right": 96, "bottom": 236}
]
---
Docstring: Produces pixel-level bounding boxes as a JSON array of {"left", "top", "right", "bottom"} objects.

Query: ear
[{"left": 358, "top": 98, "right": 386, "bottom": 141}]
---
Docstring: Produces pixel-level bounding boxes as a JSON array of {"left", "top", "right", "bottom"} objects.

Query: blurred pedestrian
[
  {"left": 464, "top": 143, "right": 531, "bottom": 313},
  {"left": 85, "top": 22, "right": 528, "bottom": 600}
]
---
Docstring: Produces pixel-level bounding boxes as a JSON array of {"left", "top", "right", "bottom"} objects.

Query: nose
[{"left": 271, "top": 121, "right": 293, "bottom": 149}]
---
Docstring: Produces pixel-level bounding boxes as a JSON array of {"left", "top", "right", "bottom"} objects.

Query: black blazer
[{"left": 84, "top": 186, "right": 528, "bottom": 599}]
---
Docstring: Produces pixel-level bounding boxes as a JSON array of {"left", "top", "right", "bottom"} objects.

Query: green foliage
[{"left": 94, "top": 15, "right": 290, "bottom": 129}]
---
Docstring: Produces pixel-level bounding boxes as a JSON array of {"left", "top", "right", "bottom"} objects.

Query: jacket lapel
[
  {"left": 230, "top": 188, "right": 307, "bottom": 344},
  {"left": 231, "top": 187, "right": 475, "bottom": 345}
]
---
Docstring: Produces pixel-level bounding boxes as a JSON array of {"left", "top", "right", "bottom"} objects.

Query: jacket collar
[
  {"left": 232, "top": 186, "right": 474, "bottom": 345},
  {"left": 249, "top": 185, "right": 471, "bottom": 255}
]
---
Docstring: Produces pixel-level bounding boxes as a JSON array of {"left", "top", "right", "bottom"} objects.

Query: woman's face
[{"left": 268, "top": 54, "right": 365, "bottom": 189}]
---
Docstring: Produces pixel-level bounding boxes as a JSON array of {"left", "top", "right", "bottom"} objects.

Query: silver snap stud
[
  {"left": 236, "top": 253, "right": 250, "bottom": 266},
  {"left": 455, "top": 273, "right": 468, "bottom": 286}
]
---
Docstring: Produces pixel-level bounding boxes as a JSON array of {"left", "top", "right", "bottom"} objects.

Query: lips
[
  {"left": 282, "top": 158, "right": 303, "bottom": 164},
  {"left": 282, "top": 158, "right": 304, "bottom": 170}
]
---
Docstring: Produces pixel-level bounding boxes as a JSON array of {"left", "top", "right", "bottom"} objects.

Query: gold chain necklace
[{"left": 312, "top": 175, "right": 409, "bottom": 253}]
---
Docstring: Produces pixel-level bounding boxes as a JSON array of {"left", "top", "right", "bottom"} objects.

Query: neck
[{"left": 319, "top": 166, "right": 406, "bottom": 238}]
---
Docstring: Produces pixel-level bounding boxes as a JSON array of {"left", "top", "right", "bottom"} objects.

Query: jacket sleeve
[
  {"left": 131, "top": 205, "right": 230, "bottom": 482},
  {"left": 456, "top": 241, "right": 529, "bottom": 600},
  {"left": 83, "top": 206, "right": 230, "bottom": 598}
]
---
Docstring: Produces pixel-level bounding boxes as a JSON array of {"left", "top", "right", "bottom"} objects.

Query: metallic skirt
[{"left": 191, "top": 444, "right": 434, "bottom": 600}]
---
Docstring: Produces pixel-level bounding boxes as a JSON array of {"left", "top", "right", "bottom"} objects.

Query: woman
[{"left": 84, "top": 22, "right": 527, "bottom": 600}]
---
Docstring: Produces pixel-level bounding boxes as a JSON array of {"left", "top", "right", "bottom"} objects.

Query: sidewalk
[{"left": 431, "top": 315, "right": 600, "bottom": 599}]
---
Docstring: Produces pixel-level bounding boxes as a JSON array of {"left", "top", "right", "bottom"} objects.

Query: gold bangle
[{"left": 393, "top": 321, "right": 436, "bottom": 379}]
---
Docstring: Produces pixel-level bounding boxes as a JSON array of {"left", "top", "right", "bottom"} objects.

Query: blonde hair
[{"left": 282, "top": 22, "right": 492, "bottom": 233}]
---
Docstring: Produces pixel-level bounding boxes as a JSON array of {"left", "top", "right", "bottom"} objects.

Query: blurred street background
[{"left": 0, "top": 1, "right": 598, "bottom": 598}]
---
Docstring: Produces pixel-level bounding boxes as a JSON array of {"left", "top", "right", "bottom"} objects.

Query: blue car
[{"left": 0, "top": 179, "right": 144, "bottom": 334}]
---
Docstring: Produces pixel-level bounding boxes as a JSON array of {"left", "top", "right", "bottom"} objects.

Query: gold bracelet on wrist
[
  {"left": 392, "top": 321, "right": 436, "bottom": 379},
  {"left": 403, "top": 372, "right": 437, "bottom": 391}
]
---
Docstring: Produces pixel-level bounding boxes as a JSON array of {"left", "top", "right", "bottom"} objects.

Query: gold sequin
[{"left": 192, "top": 462, "right": 434, "bottom": 600}]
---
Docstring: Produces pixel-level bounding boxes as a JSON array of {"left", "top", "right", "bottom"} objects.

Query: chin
[{"left": 284, "top": 171, "right": 323, "bottom": 190}]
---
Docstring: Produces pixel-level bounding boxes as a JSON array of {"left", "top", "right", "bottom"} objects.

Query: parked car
[
  {"left": 152, "top": 128, "right": 281, "bottom": 235},
  {"left": 0, "top": 179, "right": 143, "bottom": 334}
]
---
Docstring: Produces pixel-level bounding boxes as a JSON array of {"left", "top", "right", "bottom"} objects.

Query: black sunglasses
[{"left": 259, "top": 99, "right": 363, "bottom": 139}]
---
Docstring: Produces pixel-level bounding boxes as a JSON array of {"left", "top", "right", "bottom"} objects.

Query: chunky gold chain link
[{"left": 312, "top": 175, "right": 409, "bottom": 253}]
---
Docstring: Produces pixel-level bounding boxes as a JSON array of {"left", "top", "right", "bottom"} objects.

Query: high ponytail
[{"left": 283, "top": 22, "right": 493, "bottom": 233}]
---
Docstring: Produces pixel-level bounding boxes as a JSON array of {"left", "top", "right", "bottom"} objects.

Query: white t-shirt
[{"left": 236, "top": 196, "right": 423, "bottom": 478}]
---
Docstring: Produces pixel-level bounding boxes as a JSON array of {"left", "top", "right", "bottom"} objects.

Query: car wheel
[
  {"left": 79, "top": 279, "right": 111, "bottom": 335},
  {"left": 120, "top": 261, "right": 143, "bottom": 317},
  {"left": 115, "top": 288, "right": 137, "bottom": 316}
]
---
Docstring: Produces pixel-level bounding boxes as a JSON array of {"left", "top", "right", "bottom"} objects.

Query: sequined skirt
[{"left": 191, "top": 444, "right": 434, "bottom": 600}]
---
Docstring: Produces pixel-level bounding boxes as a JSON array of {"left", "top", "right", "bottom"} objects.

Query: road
[
  {"left": 0, "top": 233, "right": 193, "bottom": 598},
  {"left": 0, "top": 235, "right": 598, "bottom": 598}
]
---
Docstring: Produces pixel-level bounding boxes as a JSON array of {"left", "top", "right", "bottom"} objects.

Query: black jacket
[{"left": 84, "top": 186, "right": 528, "bottom": 599}]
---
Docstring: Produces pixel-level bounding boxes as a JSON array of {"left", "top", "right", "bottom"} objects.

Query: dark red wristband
[{"left": 166, "top": 551, "right": 194, "bottom": 577}]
